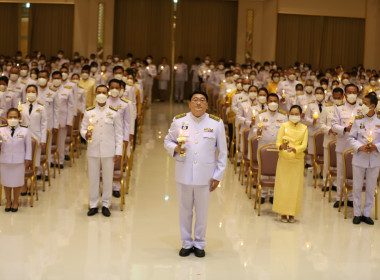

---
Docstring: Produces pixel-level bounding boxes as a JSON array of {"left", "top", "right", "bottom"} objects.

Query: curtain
[
  {"left": 28, "top": 4, "right": 74, "bottom": 59},
  {"left": 276, "top": 14, "right": 364, "bottom": 70},
  {"left": 0, "top": 3, "right": 19, "bottom": 56}
]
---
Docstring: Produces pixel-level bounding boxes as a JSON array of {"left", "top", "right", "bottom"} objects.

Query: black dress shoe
[
  {"left": 258, "top": 197, "right": 265, "bottom": 204},
  {"left": 305, "top": 164, "right": 312, "bottom": 168},
  {"left": 322, "top": 187, "right": 329, "bottom": 192},
  {"left": 87, "top": 208, "right": 98, "bottom": 216},
  {"left": 332, "top": 186, "right": 337, "bottom": 192},
  {"left": 37, "top": 175, "right": 42, "bottom": 180},
  {"left": 361, "top": 216, "right": 374, "bottom": 225},
  {"left": 20, "top": 192, "right": 27, "bottom": 196},
  {"left": 347, "top": 201, "right": 353, "bottom": 207},
  {"left": 11, "top": 208, "right": 18, "bottom": 212},
  {"left": 50, "top": 163, "right": 55, "bottom": 168},
  {"left": 237, "top": 162, "right": 241, "bottom": 167},
  {"left": 45, "top": 176, "right": 49, "bottom": 182},
  {"left": 179, "top": 247, "right": 193, "bottom": 257},
  {"left": 194, "top": 247, "right": 206, "bottom": 258},
  {"left": 65, "top": 155, "right": 70, "bottom": 161},
  {"left": 59, "top": 164, "right": 64, "bottom": 169},
  {"left": 102, "top": 206, "right": 111, "bottom": 217},
  {"left": 5, "top": 207, "right": 11, "bottom": 212},
  {"left": 353, "top": 216, "right": 361, "bottom": 224},
  {"left": 333, "top": 201, "right": 344, "bottom": 208},
  {"left": 269, "top": 197, "right": 274, "bottom": 204},
  {"left": 113, "top": 191, "right": 121, "bottom": 198}
]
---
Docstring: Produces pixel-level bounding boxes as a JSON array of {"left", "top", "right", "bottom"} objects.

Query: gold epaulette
[
  {"left": 20, "top": 80, "right": 27, "bottom": 85},
  {"left": 38, "top": 102, "right": 45, "bottom": 106},
  {"left": 251, "top": 102, "right": 258, "bottom": 106},
  {"left": 0, "top": 124, "right": 7, "bottom": 127},
  {"left": 355, "top": 115, "right": 364, "bottom": 120},
  {"left": 20, "top": 124, "right": 29, "bottom": 128},
  {"left": 308, "top": 100, "right": 315, "bottom": 104},
  {"left": 49, "top": 86, "right": 57, "bottom": 92},
  {"left": 209, "top": 114, "right": 220, "bottom": 121},
  {"left": 175, "top": 113, "right": 186, "bottom": 119},
  {"left": 64, "top": 85, "right": 72, "bottom": 89},
  {"left": 278, "top": 110, "right": 287, "bottom": 115},
  {"left": 296, "top": 92, "right": 304, "bottom": 96},
  {"left": 121, "top": 97, "right": 130, "bottom": 103},
  {"left": 325, "top": 102, "right": 333, "bottom": 107},
  {"left": 337, "top": 103, "right": 344, "bottom": 107},
  {"left": 109, "top": 105, "right": 118, "bottom": 112},
  {"left": 259, "top": 109, "right": 267, "bottom": 114},
  {"left": 241, "top": 99, "right": 247, "bottom": 103},
  {"left": 21, "top": 101, "right": 26, "bottom": 104},
  {"left": 86, "top": 106, "right": 95, "bottom": 111}
]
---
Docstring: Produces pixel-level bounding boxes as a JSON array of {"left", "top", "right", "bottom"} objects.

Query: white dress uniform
[
  {"left": 76, "top": 85, "right": 86, "bottom": 114},
  {"left": 303, "top": 100, "right": 327, "bottom": 155},
  {"left": 20, "top": 77, "right": 37, "bottom": 101},
  {"left": 174, "top": 63, "right": 188, "bottom": 102},
  {"left": 20, "top": 101, "right": 47, "bottom": 167},
  {"left": 236, "top": 98, "right": 261, "bottom": 149},
  {"left": 332, "top": 102, "right": 362, "bottom": 202},
  {"left": 0, "top": 89, "right": 6, "bottom": 118},
  {"left": 209, "top": 70, "right": 225, "bottom": 95},
  {"left": 164, "top": 112, "right": 227, "bottom": 250},
  {"left": 276, "top": 79, "right": 301, "bottom": 111},
  {"left": 145, "top": 64, "right": 157, "bottom": 105},
  {"left": 80, "top": 104, "right": 123, "bottom": 208},
  {"left": 158, "top": 64, "right": 170, "bottom": 90},
  {"left": 90, "top": 72, "right": 105, "bottom": 86},
  {"left": 348, "top": 114, "right": 380, "bottom": 218},
  {"left": 0, "top": 124, "right": 32, "bottom": 187},
  {"left": 319, "top": 101, "right": 337, "bottom": 186},
  {"left": 232, "top": 91, "right": 249, "bottom": 155},
  {"left": 123, "top": 84, "right": 137, "bottom": 135},
  {"left": 37, "top": 86, "right": 58, "bottom": 131},
  {"left": 8, "top": 79, "right": 25, "bottom": 104},
  {"left": 190, "top": 64, "right": 200, "bottom": 92},
  {"left": 53, "top": 85, "right": 75, "bottom": 164},
  {"left": 61, "top": 81, "right": 78, "bottom": 116}
]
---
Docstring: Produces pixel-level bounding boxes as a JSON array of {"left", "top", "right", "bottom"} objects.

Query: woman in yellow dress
[{"left": 273, "top": 105, "right": 308, "bottom": 223}]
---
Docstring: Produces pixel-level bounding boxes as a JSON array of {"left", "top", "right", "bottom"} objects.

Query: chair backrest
[
  {"left": 0, "top": 117, "right": 7, "bottom": 125},
  {"left": 52, "top": 124, "right": 61, "bottom": 146},
  {"left": 66, "top": 117, "right": 75, "bottom": 137},
  {"left": 328, "top": 140, "right": 337, "bottom": 168},
  {"left": 343, "top": 148, "right": 354, "bottom": 180},
  {"left": 31, "top": 137, "right": 38, "bottom": 169},
  {"left": 222, "top": 105, "right": 227, "bottom": 124},
  {"left": 242, "top": 128, "right": 250, "bottom": 156},
  {"left": 249, "top": 136, "right": 259, "bottom": 164},
  {"left": 73, "top": 111, "right": 82, "bottom": 131},
  {"left": 258, "top": 143, "right": 279, "bottom": 177},
  {"left": 41, "top": 129, "right": 51, "bottom": 157},
  {"left": 114, "top": 143, "right": 125, "bottom": 172},
  {"left": 236, "top": 122, "right": 243, "bottom": 151},
  {"left": 313, "top": 131, "right": 324, "bottom": 157}
]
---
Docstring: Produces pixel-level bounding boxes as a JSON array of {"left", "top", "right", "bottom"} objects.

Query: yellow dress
[
  {"left": 266, "top": 80, "right": 279, "bottom": 94},
  {"left": 272, "top": 121, "right": 308, "bottom": 216},
  {"left": 362, "top": 85, "right": 380, "bottom": 98},
  {"left": 79, "top": 78, "right": 96, "bottom": 108}
]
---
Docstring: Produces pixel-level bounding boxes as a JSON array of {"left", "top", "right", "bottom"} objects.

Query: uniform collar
[
  {"left": 190, "top": 112, "right": 206, "bottom": 123},
  {"left": 96, "top": 104, "right": 107, "bottom": 111}
]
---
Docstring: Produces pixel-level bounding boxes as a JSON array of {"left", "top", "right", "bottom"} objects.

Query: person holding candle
[
  {"left": 157, "top": 57, "right": 170, "bottom": 102},
  {"left": 164, "top": 91, "right": 227, "bottom": 258},
  {"left": 273, "top": 105, "right": 308, "bottom": 223},
  {"left": 174, "top": 56, "right": 188, "bottom": 103},
  {"left": 144, "top": 55, "right": 157, "bottom": 107},
  {"left": 80, "top": 84, "right": 123, "bottom": 217},
  {"left": 362, "top": 76, "right": 380, "bottom": 98},
  {"left": 266, "top": 71, "right": 281, "bottom": 94},
  {"left": 276, "top": 67, "right": 301, "bottom": 112},
  {"left": 253, "top": 93, "right": 287, "bottom": 203},
  {"left": 348, "top": 92, "right": 380, "bottom": 225},
  {"left": 331, "top": 84, "right": 362, "bottom": 208}
]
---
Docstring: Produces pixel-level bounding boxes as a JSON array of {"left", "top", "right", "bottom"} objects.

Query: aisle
[{"left": 0, "top": 102, "right": 380, "bottom": 280}]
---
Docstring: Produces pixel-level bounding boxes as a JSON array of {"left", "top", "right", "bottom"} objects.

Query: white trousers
[
  {"left": 145, "top": 83, "right": 153, "bottom": 105},
  {"left": 353, "top": 165, "right": 379, "bottom": 217},
  {"left": 175, "top": 81, "right": 185, "bottom": 101},
  {"left": 336, "top": 152, "right": 353, "bottom": 201},
  {"left": 112, "top": 171, "right": 121, "bottom": 191},
  {"left": 323, "top": 147, "right": 337, "bottom": 186},
  {"left": 176, "top": 183, "right": 210, "bottom": 250},
  {"left": 58, "top": 127, "right": 67, "bottom": 164},
  {"left": 192, "top": 81, "right": 200, "bottom": 92},
  {"left": 88, "top": 157, "right": 114, "bottom": 208}
]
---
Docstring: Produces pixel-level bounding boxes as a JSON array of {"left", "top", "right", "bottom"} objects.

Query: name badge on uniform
[
  {"left": 181, "top": 122, "right": 189, "bottom": 130},
  {"left": 17, "top": 134, "right": 24, "bottom": 138},
  {"left": 360, "top": 123, "right": 365, "bottom": 129},
  {"left": 47, "top": 93, "right": 52, "bottom": 97},
  {"left": 106, "top": 112, "right": 113, "bottom": 118},
  {"left": 91, "top": 114, "right": 96, "bottom": 118},
  {"left": 204, "top": 128, "right": 213, "bottom": 132},
  {"left": 263, "top": 118, "right": 268, "bottom": 122},
  {"left": 36, "top": 109, "right": 42, "bottom": 113}
]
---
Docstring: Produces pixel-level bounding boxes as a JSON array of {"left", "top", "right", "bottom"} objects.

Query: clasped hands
[
  {"left": 359, "top": 144, "right": 377, "bottom": 154},
  {"left": 279, "top": 143, "right": 296, "bottom": 153}
]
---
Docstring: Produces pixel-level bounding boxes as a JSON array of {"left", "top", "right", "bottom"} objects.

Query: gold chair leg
[
  {"left": 126, "top": 166, "right": 130, "bottom": 194},
  {"left": 338, "top": 187, "right": 344, "bottom": 212},
  {"left": 258, "top": 187, "right": 262, "bottom": 216},
  {"left": 328, "top": 175, "right": 332, "bottom": 202},
  {"left": 254, "top": 184, "right": 258, "bottom": 209},
  {"left": 375, "top": 190, "right": 378, "bottom": 220},
  {"left": 30, "top": 178, "right": 34, "bottom": 207},
  {"left": 53, "top": 154, "right": 56, "bottom": 178},
  {"left": 57, "top": 153, "right": 61, "bottom": 174},
  {"left": 47, "top": 163, "right": 51, "bottom": 186},
  {"left": 234, "top": 152, "right": 238, "bottom": 174},
  {"left": 42, "top": 165, "right": 46, "bottom": 192},
  {"left": 35, "top": 176, "right": 39, "bottom": 201},
  {"left": 323, "top": 172, "right": 328, "bottom": 197},
  {"left": 238, "top": 159, "right": 243, "bottom": 182},
  {"left": 344, "top": 189, "right": 348, "bottom": 219},
  {"left": 0, "top": 184, "right": 2, "bottom": 206}
]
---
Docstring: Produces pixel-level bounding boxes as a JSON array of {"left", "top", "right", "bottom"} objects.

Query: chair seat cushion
[
  {"left": 65, "top": 138, "right": 73, "bottom": 144},
  {"left": 51, "top": 145, "right": 57, "bottom": 153},
  {"left": 260, "top": 178, "right": 275, "bottom": 188},
  {"left": 315, "top": 156, "right": 324, "bottom": 164},
  {"left": 24, "top": 169, "right": 34, "bottom": 178},
  {"left": 250, "top": 162, "right": 259, "bottom": 172}
]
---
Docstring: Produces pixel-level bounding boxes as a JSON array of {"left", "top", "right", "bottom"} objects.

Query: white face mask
[
  {"left": 250, "top": 75, "right": 256, "bottom": 80},
  {"left": 243, "top": 85, "right": 250, "bottom": 92},
  {"left": 236, "top": 83, "right": 243, "bottom": 91},
  {"left": 26, "top": 92, "right": 37, "bottom": 102},
  {"left": 96, "top": 93, "right": 108, "bottom": 104},
  {"left": 62, "top": 72, "right": 68, "bottom": 80},
  {"left": 109, "top": 89, "right": 120, "bottom": 98},
  {"left": 288, "top": 74, "right": 296, "bottom": 81},
  {"left": 310, "top": 75, "right": 316, "bottom": 81},
  {"left": 114, "top": 57, "right": 120, "bottom": 62},
  {"left": 258, "top": 96, "right": 267, "bottom": 104},
  {"left": 333, "top": 99, "right": 342, "bottom": 105},
  {"left": 30, "top": 73, "right": 37, "bottom": 80},
  {"left": 126, "top": 79, "right": 134, "bottom": 85},
  {"left": 20, "top": 70, "right": 28, "bottom": 77},
  {"left": 204, "top": 60, "right": 210, "bottom": 64},
  {"left": 226, "top": 77, "right": 233, "bottom": 83},
  {"left": 210, "top": 65, "right": 215, "bottom": 70},
  {"left": 273, "top": 77, "right": 280, "bottom": 83},
  {"left": 8, "top": 118, "right": 19, "bottom": 127},
  {"left": 71, "top": 79, "right": 79, "bottom": 84},
  {"left": 342, "top": 78, "right": 349, "bottom": 85},
  {"left": 305, "top": 86, "right": 313, "bottom": 93},
  {"left": 0, "top": 85, "right": 6, "bottom": 91},
  {"left": 233, "top": 74, "right": 240, "bottom": 81},
  {"left": 346, "top": 93, "right": 357, "bottom": 103},
  {"left": 289, "top": 115, "right": 300, "bottom": 124},
  {"left": 57, "top": 54, "right": 63, "bottom": 59},
  {"left": 91, "top": 67, "right": 97, "bottom": 73},
  {"left": 100, "top": 66, "right": 106, "bottom": 72},
  {"left": 6, "top": 66, "right": 12, "bottom": 72},
  {"left": 268, "top": 102, "right": 278, "bottom": 111},
  {"left": 107, "top": 59, "right": 112, "bottom": 64},
  {"left": 321, "top": 84, "right": 328, "bottom": 90},
  {"left": 81, "top": 73, "right": 89, "bottom": 80},
  {"left": 315, "top": 94, "right": 324, "bottom": 102},
  {"left": 218, "top": 65, "right": 224, "bottom": 70},
  {"left": 249, "top": 91, "right": 257, "bottom": 99},
  {"left": 38, "top": 78, "right": 47, "bottom": 86},
  {"left": 114, "top": 74, "right": 123, "bottom": 80},
  {"left": 370, "top": 80, "right": 376, "bottom": 86},
  {"left": 53, "top": 79, "right": 61, "bottom": 87},
  {"left": 296, "top": 90, "right": 304, "bottom": 95},
  {"left": 121, "top": 76, "right": 128, "bottom": 83},
  {"left": 10, "top": 74, "right": 19, "bottom": 81},
  {"left": 361, "top": 104, "right": 370, "bottom": 115},
  {"left": 146, "top": 59, "right": 152, "bottom": 64}
]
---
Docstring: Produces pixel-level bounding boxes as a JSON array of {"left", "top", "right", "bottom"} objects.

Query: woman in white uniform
[{"left": 0, "top": 108, "right": 32, "bottom": 212}]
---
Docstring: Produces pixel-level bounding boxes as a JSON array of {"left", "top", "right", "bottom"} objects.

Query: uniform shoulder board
[
  {"left": 359, "top": 103, "right": 363, "bottom": 106},
  {"left": 337, "top": 103, "right": 344, "bottom": 107},
  {"left": 86, "top": 106, "right": 95, "bottom": 111},
  {"left": 0, "top": 124, "right": 7, "bottom": 127},
  {"left": 78, "top": 86, "right": 84, "bottom": 90},
  {"left": 175, "top": 113, "right": 186, "bottom": 119},
  {"left": 49, "top": 86, "right": 57, "bottom": 92},
  {"left": 21, "top": 101, "right": 26, "bottom": 104},
  {"left": 278, "top": 110, "right": 287, "bottom": 115},
  {"left": 20, "top": 80, "right": 27, "bottom": 85},
  {"left": 38, "top": 102, "right": 45, "bottom": 106},
  {"left": 109, "top": 105, "right": 118, "bottom": 112},
  {"left": 308, "top": 100, "right": 315, "bottom": 104},
  {"left": 20, "top": 124, "right": 29, "bottom": 128},
  {"left": 251, "top": 102, "right": 258, "bottom": 106},
  {"left": 64, "top": 85, "right": 72, "bottom": 89},
  {"left": 325, "top": 102, "right": 333, "bottom": 107},
  {"left": 259, "top": 109, "right": 267, "bottom": 114},
  {"left": 209, "top": 114, "right": 221, "bottom": 121},
  {"left": 355, "top": 115, "right": 364, "bottom": 120},
  {"left": 120, "top": 97, "right": 129, "bottom": 103},
  {"left": 241, "top": 99, "right": 248, "bottom": 103}
]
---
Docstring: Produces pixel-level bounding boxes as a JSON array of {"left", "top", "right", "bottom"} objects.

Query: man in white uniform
[{"left": 174, "top": 56, "right": 188, "bottom": 103}]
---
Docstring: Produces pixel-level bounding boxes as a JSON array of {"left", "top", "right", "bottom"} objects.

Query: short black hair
[
  {"left": 258, "top": 87, "right": 268, "bottom": 94},
  {"left": 7, "top": 108, "right": 21, "bottom": 118},
  {"left": 113, "top": 65, "right": 124, "bottom": 73},
  {"left": 108, "top": 79, "right": 122, "bottom": 87},
  {"left": 345, "top": 83, "right": 358, "bottom": 93},
  {"left": 96, "top": 84, "right": 108, "bottom": 92},
  {"left": 52, "top": 71, "right": 62, "bottom": 77},
  {"left": 0, "top": 76, "right": 9, "bottom": 84},
  {"left": 332, "top": 87, "right": 344, "bottom": 95},
  {"left": 82, "top": 65, "right": 90, "bottom": 72},
  {"left": 267, "top": 93, "right": 279, "bottom": 101},
  {"left": 39, "top": 70, "right": 49, "bottom": 77},
  {"left": 189, "top": 91, "right": 208, "bottom": 102},
  {"left": 26, "top": 84, "right": 38, "bottom": 93},
  {"left": 364, "top": 92, "right": 378, "bottom": 107},
  {"left": 290, "top": 104, "right": 302, "bottom": 114}
]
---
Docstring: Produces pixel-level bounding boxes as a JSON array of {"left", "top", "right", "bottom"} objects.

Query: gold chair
[
  {"left": 313, "top": 131, "right": 324, "bottom": 188},
  {"left": 234, "top": 122, "right": 243, "bottom": 174},
  {"left": 40, "top": 129, "right": 51, "bottom": 191},
  {"left": 51, "top": 125, "right": 61, "bottom": 177},
  {"left": 338, "top": 148, "right": 378, "bottom": 219},
  {"left": 123, "top": 144, "right": 131, "bottom": 194},
  {"left": 72, "top": 110, "right": 83, "bottom": 158},
  {"left": 239, "top": 128, "right": 250, "bottom": 185},
  {"left": 65, "top": 117, "right": 75, "bottom": 167},
  {"left": 324, "top": 140, "right": 337, "bottom": 202},
  {"left": 254, "top": 143, "right": 279, "bottom": 216},
  {"left": 247, "top": 136, "right": 259, "bottom": 199},
  {"left": 25, "top": 137, "right": 38, "bottom": 207}
]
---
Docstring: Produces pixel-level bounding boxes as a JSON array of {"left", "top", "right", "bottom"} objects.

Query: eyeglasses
[{"left": 191, "top": 98, "right": 207, "bottom": 103}]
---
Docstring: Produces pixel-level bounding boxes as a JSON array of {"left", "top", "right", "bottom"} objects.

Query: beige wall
[{"left": 236, "top": 0, "right": 380, "bottom": 69}]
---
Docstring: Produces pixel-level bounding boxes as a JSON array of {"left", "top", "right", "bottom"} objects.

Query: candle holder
[
  {"left": 177, "top": 130, "right": 186, "bottom": 157},
  {"left": 87, "top": 118, "right": 94, "bottom": 143},
  {"left": 349, "top": 113, "right": 354, "bottom": 125},
  {"left": 367, "top": 129, "right": 373, "bottom": 147},
  {"left": 282, "top": 90, "right": 286, "bottom": 104},
  {"left": 18, "top": 101, "right": 22, "bottom": 113},
  {"left": 313, "top": 111, "right": 319, "bottom": 120},
  {"left": 282, "top": 128, "right": 289, "bottom": 152},
  {"left": 257, "top": 117, "right": 263, "bottom": 138}
]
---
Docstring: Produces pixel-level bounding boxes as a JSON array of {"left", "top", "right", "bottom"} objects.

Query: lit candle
[
  {"left": 18, "top": 101, "right": 22, "bottom": 112},
  {"left": 258, "top": 116, "right": 263, "bottom": 128},
  {"left": 177, "top": 129, "right": 186, "bottom": 156},
  {"left": 174, "top": 65, "right": 177, "bottom": 70},
  {"left": 207, "top": 69, "right": 211, "bottom": 73},
  {"left": 313, "top": 111, "right": 319, "bottom": 119},
  {"left": 368, "top": 129, "right": 373, "bottom": 144},
  {"left": 147, "top": 66, "right": 150, "bottom": 70},
  {"left": 88, "top": 118, "right": 94, "bottom": 143},
  {"left": 161, "top": 65, "right": 164, "bottom": 70},
  {"left": 252, "top": 110, "right": 256, "bottom": 120},
  {"left": 304, "top": 105, "right": 307, "bottom": 112},
  {"left": 349, "top": 112, "right": 354, "bottom": 125},
  {"left": 285, "top": 128, "right": 288, "bottom": 137}
]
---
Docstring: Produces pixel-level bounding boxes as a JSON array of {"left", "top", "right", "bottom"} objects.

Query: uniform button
[
  {"left": 100, "top": 125, "right": 103, "bottom": 127},
  {"left": 195, "top": 141, "right": 198, "bottom": 144},
  {"left": 196, "top": 131, "right": 199, "bottom": 134},
  {"left": 195, "top": 152, "right": 197, "bottom": 154},
  {"left": 100, "top": 140, "right": 103, "bottom": 142},
  {"left": 194, "top": 161, "right": 197, "bottom": 164},
  {"left": 100, "top": 132, "right": 103, "bottom": 135}
]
